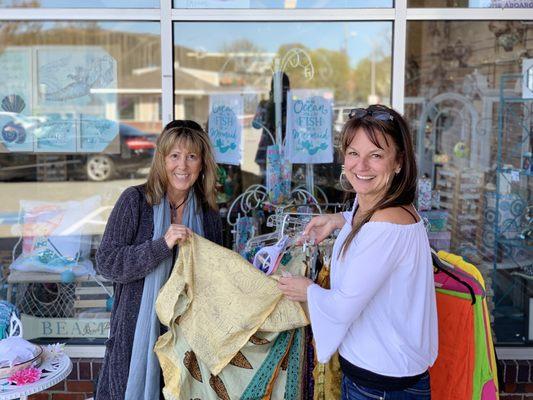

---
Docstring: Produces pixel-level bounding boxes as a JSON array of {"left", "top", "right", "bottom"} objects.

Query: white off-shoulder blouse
[{"left": 307, "top": 202, "right": 438, "bottom": 377}]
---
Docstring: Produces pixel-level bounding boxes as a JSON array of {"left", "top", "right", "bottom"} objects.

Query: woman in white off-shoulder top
[{"left": 278, "top": 104, "right": 438, "bottom": 400}]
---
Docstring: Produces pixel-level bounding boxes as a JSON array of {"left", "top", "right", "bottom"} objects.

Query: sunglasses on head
[
  {"left": 164, "top": 119, "right": 203, "bottom": 131},
  {"left": 348, "top": 107, "right": 394, "bottom": 122}
]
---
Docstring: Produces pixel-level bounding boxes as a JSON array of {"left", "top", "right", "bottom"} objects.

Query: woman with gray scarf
[{"left": 95, "top": 120, "right": 223, "bottom": 400}]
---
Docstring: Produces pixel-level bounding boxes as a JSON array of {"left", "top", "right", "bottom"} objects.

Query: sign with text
[
  {"left": 285, "top": 89, "right": 333, "bottom": 164},
  {"left": 208, "top": 93, "right": 243, "bottom": 165},
  {"left": 22, "top": 314, "right": 110, "bottom": 340}
]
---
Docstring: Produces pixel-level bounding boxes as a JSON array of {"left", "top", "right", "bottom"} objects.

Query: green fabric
[
  {"left": 436, "top": 289, "right": 494, "bottom": 400},
  {"left": 284, "top": 328, "right": 303, "bottom": 400},
  {"left": 241, "top": 330, "right": 292, "bottom": 399}
]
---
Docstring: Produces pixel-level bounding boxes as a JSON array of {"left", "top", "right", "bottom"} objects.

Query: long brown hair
[
  {"left": 339, "top": 104, "right": 417, "bottom": 257},
  {"left": 145, "top": 121, "right": 218, "bottom": 211}
]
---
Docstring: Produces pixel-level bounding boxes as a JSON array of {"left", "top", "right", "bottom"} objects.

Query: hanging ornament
[
  {"left": 60, "top": 270, "right": 75, "bottom": 284},
  {"left": 453, "top": 141, "right": 469, "bottom": 158},
  {"left": 106, "top": 296, "right": 114, "bottom": 312}
]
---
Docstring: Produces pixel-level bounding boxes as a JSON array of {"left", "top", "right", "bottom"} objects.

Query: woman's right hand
[
  {"left": 164, "top": 224, "right": 192, "bottom": 249},
  {"left": 300, "top": 213, "right": 346, "bottom": 245}
]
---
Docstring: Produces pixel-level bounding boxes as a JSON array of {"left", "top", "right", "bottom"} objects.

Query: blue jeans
[{"left": 341, "top": 373, "right": 431, "bottom": 400}]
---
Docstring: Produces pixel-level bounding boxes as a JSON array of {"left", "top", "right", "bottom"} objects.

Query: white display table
[{"left": 0, "top": 351, "right": 72, "bottom": 400}]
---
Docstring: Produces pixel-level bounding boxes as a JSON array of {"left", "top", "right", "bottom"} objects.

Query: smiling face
[
  {"left": 344, "top": 127, "right": 401, "bottom": 208},
  {"left": 164, "top": 139, "right": 202, "bottom": 202}
]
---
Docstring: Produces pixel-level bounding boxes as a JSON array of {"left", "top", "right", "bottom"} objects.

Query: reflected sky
[
  {"left": 1, "top": 0, "right": 391, "bottom": 7},
  {"left": 174, "top": 0, "right": 392, "bottom": 8},
  {"left": 174, "top": 22, "right": 392, "bottom": 67},
  {"left": 31, "top": 21, "right": 161, "bottom": 35},
  {"left": 1, "top": 0, "right": 158, "bottom": 7}
]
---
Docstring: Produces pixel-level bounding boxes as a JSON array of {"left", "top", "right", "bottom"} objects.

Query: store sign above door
[
  {"left": 21, "top": 314, "right": 110, "bottom": 340},
  {"left": 285, "top": 89, "right": 333, "bottom": 164}
]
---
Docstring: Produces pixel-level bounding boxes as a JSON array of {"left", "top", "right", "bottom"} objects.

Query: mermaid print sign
[
  {"left": 285, "top": 89, "right": 333, "bottom": 164},
  {"left": 208, "top": 93, "right": 243, "bottom": 165}
]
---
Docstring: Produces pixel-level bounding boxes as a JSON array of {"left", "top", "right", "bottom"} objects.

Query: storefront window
[
  {"left": 409, "top": 0, "right": 533, "bottom": 7},
  {"left": 0, "top": 21, "right": 161, "bottom": 344},
  {"left": 173, "top": 19, "right": 392, "bottom": 249},
  {"left": 174, "top": 0, "right": 392, "bottom": 8},
  {"left": 405, "top": 20, "right": 533, "bottom": 344},
  {"left": 0, "top": 0, "right": 158, "bottom": 8}
]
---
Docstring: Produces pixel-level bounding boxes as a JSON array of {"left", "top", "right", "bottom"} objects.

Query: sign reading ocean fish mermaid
[
  {"left": 285, "top": 89, "right": 333, "bottom": 164},
  {"left": 208, "top": 94, "right": 243, "bottom": 165}
]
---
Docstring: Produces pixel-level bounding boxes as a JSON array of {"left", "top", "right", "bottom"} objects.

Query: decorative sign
[
  {"left": 470, "top": 0, "right": 533, "bottom": 6},
  {"left": 0, "top": 48, "right": 33, "bottom": 152},
  {"left": 0, "top": 46, "right": 118, "bottom": 154},
  {"left": 285, "top": 89, "right": 333, "bottom": 164},
  {"left": 266, "top": 144, "right": 291, "bottom": 205},
  {"left": 22, "top": 314, "right": 110, "bottom": 339},
  {"left": 208, "top": 93, "right": 243, "bottom": 165},
  {"left": 523, "top": 59, "right": 533, "bottom": 99},
  {"left": 36, "top": 47, "right": 118, "bottom": 153}
]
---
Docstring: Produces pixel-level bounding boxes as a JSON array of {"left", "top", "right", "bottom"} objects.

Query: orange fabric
[{"left": 430, "top": 291, "right": 475, "bottom": 400}]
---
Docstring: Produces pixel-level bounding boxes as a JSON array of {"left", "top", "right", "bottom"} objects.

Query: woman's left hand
[{"left": 278, "top": 276, "right": 313, "bottom": 302}]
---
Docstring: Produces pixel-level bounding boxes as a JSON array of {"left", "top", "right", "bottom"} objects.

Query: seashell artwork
[
  {"left": 1, "top": 94, "right": 26, "bottom": 113},
  {"left": 2, "top": 121, "right": 26, "bottom": 144}
]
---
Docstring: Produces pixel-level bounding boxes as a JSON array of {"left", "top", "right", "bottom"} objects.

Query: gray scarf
[{"left": 125, "top": 190, "right": 204, "bottom": 400}]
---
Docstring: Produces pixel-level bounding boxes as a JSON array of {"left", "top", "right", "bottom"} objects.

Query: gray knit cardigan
[{"left": 94, "top": 185, "right": 222, "bottom": 400}]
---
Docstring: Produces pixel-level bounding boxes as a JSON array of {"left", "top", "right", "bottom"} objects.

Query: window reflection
[
  {"left": 0, "top": 0, "right": 158, "bottom": 8},
  {"left": 174, "top": 21, "right": 392, "bottom": 203},
  {"left": 0, "top": 21, "right": 161, "bottom": 344},
  {"left": 174, "top": 0, "right": 392, "bottom": 8},
  {"left": 406, "top": 20, "right": 533, "bottom": 344},
  {"left": 409, "top": 0, "right": 533, "bottom": 7}
]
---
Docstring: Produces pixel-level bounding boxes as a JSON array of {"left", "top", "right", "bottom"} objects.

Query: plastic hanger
[{"left": 432, "top": 252, "right": 476, "bottom": 305}]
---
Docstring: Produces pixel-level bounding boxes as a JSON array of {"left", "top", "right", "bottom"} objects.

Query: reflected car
[{"left": 0, "top": 119, "right": 156, "bottom": 182}]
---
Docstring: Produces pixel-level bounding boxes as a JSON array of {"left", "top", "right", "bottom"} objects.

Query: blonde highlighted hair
[{"left": 145, "top": 120, "right": 218, "bottom": 211}]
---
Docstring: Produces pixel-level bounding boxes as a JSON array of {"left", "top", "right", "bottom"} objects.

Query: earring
[
  {"left": 339, "top": 172, "right": 355, "bottom": 192},
  {"left": 395, "top": 168, "right": 401, "bottom": 174}
]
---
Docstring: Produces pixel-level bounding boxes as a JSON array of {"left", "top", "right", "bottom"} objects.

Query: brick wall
[
  {"left": 28, "top": 358, "right": 101, "bottom": 400},
  {"left": 499, "top": 359, "right": 533, "bottom": 399}
]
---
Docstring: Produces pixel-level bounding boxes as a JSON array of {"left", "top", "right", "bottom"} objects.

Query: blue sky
[{"left": 173, "top": 21, "right": 392, "bottom": 67}]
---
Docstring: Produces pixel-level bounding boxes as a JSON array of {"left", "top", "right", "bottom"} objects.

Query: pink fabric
[
  {"left": 434, "top": 270, "right": 484, "bottom": 296},
  {"left": 481, "top": 380, "right": 498, "bottom": 400}
]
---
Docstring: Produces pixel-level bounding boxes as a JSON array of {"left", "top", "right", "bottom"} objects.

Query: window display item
[
  {"left": 7, "top": 366, "right": 42, "bottom": 385},
  {"left": 420, "top": 210, "right": 449, "bottom": 232},
  {"left": 10, "top": 196, "right": 100, "bottom": 276},
  {"left": 431, "top": 190, "right": 441, "bottom": 209},
  {"left": 0, "top": 301, "right": 18, "bottom": 340},
  {"left": 453, "top": 141, "right": 469, "bottom": 158},
  {"left": 0, "top": 337, "right": 42, "bottom": 373},
  {"left": 234, "top": 216, "right": 259, "bottom": 258},
  {"left": 417, "top": 178, "right": 432, "bottom": 211},
  {"left": 521, "top": 152, "right": 531, "bottom": 172},
  {"left": 266, "top": 144, "right": 291, "bottom": 204},
  {"left": 428, "top": 231, "right": 452, "bottom": 252}
]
